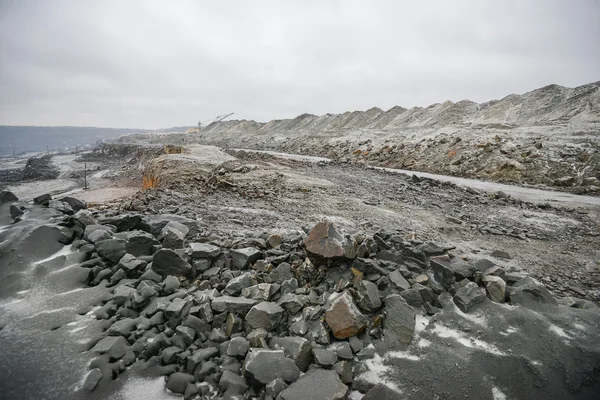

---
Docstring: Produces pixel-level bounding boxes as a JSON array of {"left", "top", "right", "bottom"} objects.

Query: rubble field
[{"left": 1, "top": 140, "right": 599, "bottom": 400}]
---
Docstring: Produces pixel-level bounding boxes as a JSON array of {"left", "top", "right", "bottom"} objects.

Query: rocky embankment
[
  {"left": 117, "top": 81, "right": 600, "bottom": 194},
  {"left": 1, "top": 188, "right": 599, "bottom": 400}
]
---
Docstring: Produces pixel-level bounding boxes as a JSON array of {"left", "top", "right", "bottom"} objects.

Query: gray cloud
[{"left": 1, "top": 0, "right": 599, "bottom": 128}]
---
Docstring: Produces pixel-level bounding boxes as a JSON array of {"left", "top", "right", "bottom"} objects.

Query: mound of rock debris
[{"left": 1, "top": 190, "right": 599, "bottom": 400}]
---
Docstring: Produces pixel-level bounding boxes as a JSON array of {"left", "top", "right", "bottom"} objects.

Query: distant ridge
[{"left": 204, "top": 81, "right": 600, "bottom": 135}]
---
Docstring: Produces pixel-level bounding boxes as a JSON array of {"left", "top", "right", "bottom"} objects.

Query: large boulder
[
  {"left": 325, "top": 291, "right": 368, "bottom": 339},
  {"left": 482, "top": 275, "right": 507, "bottom": 303},
  {"left": 231, "top": 247, "right": 262, "bottom": 269},
  {"left": 90, "top": 336, "right": 129, "bottom": 359},
  {"left": 0, "top": 191, "right": 18, "bottom": 203},
  {"left": 303, "top": 221, "right": 358, "bottom": 261},
  {"left": 60, "top": 196, "right": 87, "bottom": 212},
  {"left": 151, "top": 249, "right": 191, "bottom": 276},
  {"left": 224, "top": 272, "right": 255, "bottom": 295},
  {"left": 269, "top": 336, "right": 312, "bottom": 372},
  {"left": 211, "top": 296, "right": 257, "bottom": 315},
  {"left": 245, "top": 302, "right": 284, "bottom": 331},
  {"left": 96, "top": 239, "right": 127, "bottom": 263},
  {"left": 243, "top": 349, "right": 300, "bottom": 385},
  {"left": 278, "top": 369, "right": 348, "bottom": 400},
  {"left": 453, "top": 282, "right": 486, "bottom": 312},
  {"left": 356, "top": 280, "right": 382, "bottom": 312},
  {"left": 187, "top": 242, "right": 222, "bottom": 259},
  {"left": 510, "top": 277, "right": 557, "bottom": 308},
  {"left": 383, "top": 294, "right": 415, "bottom": 350}
]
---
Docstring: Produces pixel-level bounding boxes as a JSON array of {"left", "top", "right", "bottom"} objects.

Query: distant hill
[{"left": 0, "top": 125, "right": 194, "bottom": 156}]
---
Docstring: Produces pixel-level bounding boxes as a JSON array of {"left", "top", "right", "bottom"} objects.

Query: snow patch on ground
[
  {"left": 359, "top": 354, "right": 403, "bottom": 393},
  {"left": 431, "top": 323, "right": 506, "bottom": 356},
  {"left": 549, "top": 324, "right": 573, "bottom": 340},
  {"left": 492, "top": 386, "right": 508, "bottom": 400},
  {"left": 387, "top": 351, "right": 420, "bottom": 361},
  {"left": 116, "top": 377, "right": 179, "bottom": 400},
  {"left": 32, "top": 245, "right": 75, "bottom": 265}
]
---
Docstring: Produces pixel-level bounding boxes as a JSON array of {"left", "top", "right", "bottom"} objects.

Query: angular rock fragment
[
  {"left": 429, "top": 256, "right": 455, "bottom": 289},
  {"left": 96, "top": 239, "right": 127, "bottom": 263},
  {"left": 383, "top": 294, "right": 415, "bottom": 350},
  {"left": 90, "top": 336, "right": 129, "bottom": 359},
  {"left": 0, "top": 190, "right": 18, "bottom": 203},
  {"left": 356, "top": 280, "right": 382, "bottom": 312},
  {"left": 151, "top": 248, "right": 191, "bottom": 276},
  {"left": 162, "top": 226, "right": 185, "bottom": 249},
  {"left": 303, "top": 221, "right": 357, "bottom": 260},
  {"left": 83, "top": 368, "right": 102, "bottom": 392},
  {"left": 388, "top": 270, "right": 410, "bottom": 291},
  {"left": 219, "top": 370, "right": 248, "bottom": 398},
  {"left": 231, "top": 247, "right": 262, "bottom": 269},
  {"left": 482, "top": 275, "right": 507, "bottom": 303},
  {"left": 269, "top": 262, "right": 294, "bottom": 284},
  {"left": 187, "top": 242, "right": 222, "bottom": 259},
  {"left": 60, "top": 196, "right": 87, "bottom": 212},
  {"left": 243, "top": 349, "right": 300, "bottom": 385},
  {"left": 211, "top": 296, "right": 257, "bottom": 315},
  {"left": 362, "top": 383, "right": 404, "bottom": 400},
  {"left": 224, "top": 272, "right": 255, "bottom": 295},
  {"left": 245, "top": 302, "right": 284, "bottom": 330},
  {"left": 325, "top": 291, "right": 368, "bottom": 339},
  {"left": 453, "top": 282, "right": 486, "bottom": 312},
  {"left": 33, "top": 193, "right": 52, "bottom": 206},
  {"left": 269, "top": 336, "right": 313, "bottom": 372},
  {"left": 313, "top": 348, "right": 337, "bottom": 367},
  {"left": 278, "top": 369, "right": 348, "bottom": 400},
  {"left": 510, "top": 277, "right": 557, "bottom": 307},
  {"left": 166, "top": 372, "right": 195, "bottom": 394}
]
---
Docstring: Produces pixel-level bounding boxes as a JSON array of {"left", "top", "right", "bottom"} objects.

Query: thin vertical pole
[
  {"left": 13, "top": 149, "right": 16, "bottom": 158},
  {"left": 84, "top": 162, "right": 88, "bottom": 189},
  {"left": 47, "top": 145, "right": 49, "bottom": 155},
  {"left": 75, "top": 145, "right": 78, "bottom": 155}
]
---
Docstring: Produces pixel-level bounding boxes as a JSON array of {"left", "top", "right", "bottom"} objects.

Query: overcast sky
[{"left": 1, "top": 0, "right": 599, "bottom": 128}]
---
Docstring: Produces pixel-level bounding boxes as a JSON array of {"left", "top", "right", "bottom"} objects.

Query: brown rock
[
  {"left": 303, "top": 221, "right": 357, "bottom": 260},
  {"left": 325, "top": 291, "right": 367, "bottom": 339}
]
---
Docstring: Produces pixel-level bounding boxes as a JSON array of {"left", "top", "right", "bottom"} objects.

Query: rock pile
[{"left": 2, "top": 190, "right": 588, "bottom": 399}]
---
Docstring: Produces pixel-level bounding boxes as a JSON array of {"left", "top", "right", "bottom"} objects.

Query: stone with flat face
[{"left": 325, "top": 291, "right": 367, "bottom": 339}]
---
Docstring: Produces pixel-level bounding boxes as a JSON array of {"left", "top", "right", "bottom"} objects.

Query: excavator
[
  {"left": 186, "top": 113, "right": 234, "bottom": 133},
  {"left": 198, "top": 113, "right": 234, "bottom": 132}
]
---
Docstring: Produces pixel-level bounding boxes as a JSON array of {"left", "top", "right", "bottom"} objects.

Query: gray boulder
[
  {"left": 356, "top": 280, "right": 382, "bottom": 312},
  {"left": 151, "top": 248, "right": 191, "bottom": 276},
  {"left": 430, "top": 256, "right": 455, "bottom": 289},
  {"left": 211, "top": 296, "right": 257, "bottom": 315},
  {"left": 231, "top": 247, "right": 262, "bottom": 269},
  {"left": 278, "top": 369, "right": 348, "bottom": 400},
  {"left": 453, "top": 282, "right": 486, "bottom": 312},
  {"left": 510, "top": 277, "right": 557, "bottom": 308},
  {"left": 0, "top": 191, "right": 18, "bottom": 203},
  {"left": 90, "top": 336, "right": 129, "bottom": 359},
  {"left": 269, "top": 336, "right": 312, "bottom": 372},
  {"left": 83, "top": 368, "right": 102, "bottom": 392},
  {"left": 313, "top": 348, "right": 337, "bottom": 367},
  {"left": 60, "top": 196, "right": 87, "bottom": 212},
  {"left": 162, "top": 226, "right": 185, "bottom": 249},
  {"left": 166, "top": 372, "right": 195, "bottom": 394},
  {"left": 245, "top": 302, "right": 284, "bottom": 330},
  {"left": 269, "top": 262, "right": 294, "bottom": 284},
  {"left": 187, "top": 242, "right": 221, "bottom": 259},
  {"left": 96, "top": 239, "right": 127, "bottom": 263},
  {"left": 389, "top": 270, "right": 410, "bottom": 291},
  {"left": 224, "top": 272, "right": 255, "bottom": 296},
  {"left": 383, "top": 294, "right": 415, "bottom": 350},
  {"left": 243, "top": 349, "right": 300, "bottom": 384},
  {"left": 362, "top": 383, "right": 404, "bottom": 400}
]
